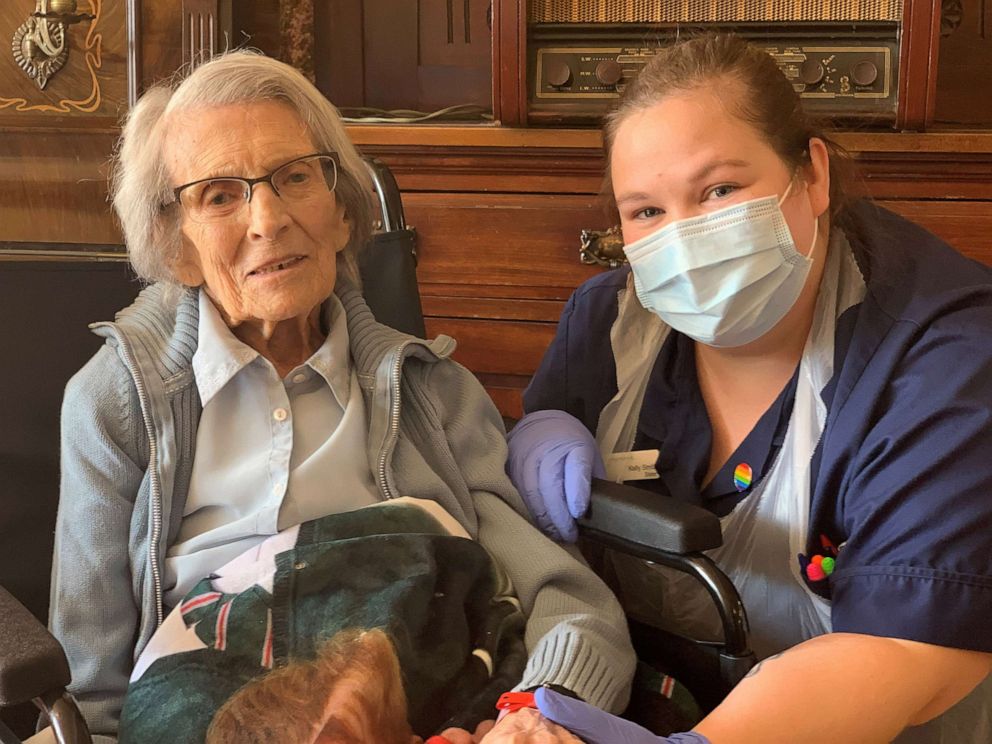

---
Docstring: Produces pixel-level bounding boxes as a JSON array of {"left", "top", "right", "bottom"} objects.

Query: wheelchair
[{"left": 0, "top": 159, "right": 754, "bottom": 744}]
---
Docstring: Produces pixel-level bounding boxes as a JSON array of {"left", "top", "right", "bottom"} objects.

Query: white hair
[{"left": 110, "top": 51, "right": 373, "bottom": 287}]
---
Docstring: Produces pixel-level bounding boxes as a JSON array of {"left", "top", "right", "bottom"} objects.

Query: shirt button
[
  {"left": 273, "top": 407, "right": 289, "bottom": 422},
  {"left": 292, "top": 373, "right": 306, "bottom": 384}
]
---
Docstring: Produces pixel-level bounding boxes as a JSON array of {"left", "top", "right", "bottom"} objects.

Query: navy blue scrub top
[
  {"left": 632, "top": 330, "right": 798, "bottom": 517},
  {"left": 522, "top": 202, "right": 992, "bottom": 654}
]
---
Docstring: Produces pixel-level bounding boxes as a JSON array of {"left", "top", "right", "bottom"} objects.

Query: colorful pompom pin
[{"left": 799, "top": 534, "right": 842, "bottom": 585}]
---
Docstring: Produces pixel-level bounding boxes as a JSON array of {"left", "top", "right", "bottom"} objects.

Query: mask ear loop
[{"left": 778, "top": 173, "right": 819, "bottom": 259}]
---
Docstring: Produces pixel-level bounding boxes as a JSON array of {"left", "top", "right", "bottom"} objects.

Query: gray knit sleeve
[
  {"left": 427, "top": 360, "right": 636, "bottom": 713},
  {"left": 51, "top": 344, "right": 146, "bottom": 742}
]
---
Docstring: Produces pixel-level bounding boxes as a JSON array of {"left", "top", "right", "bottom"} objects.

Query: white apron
[{"left": 596, "top": 232, "right": 992, "bottom": 742}]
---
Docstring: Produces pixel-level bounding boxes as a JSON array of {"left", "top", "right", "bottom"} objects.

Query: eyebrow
[
  {"left": 615, "top": 158, "right": 751, "bottom": 207},
  {"left": 689, "top": 158, "right": 751, "bottom": 182},
  {"left": 189, "top": 153, "right": 318, "bottom": 183}
]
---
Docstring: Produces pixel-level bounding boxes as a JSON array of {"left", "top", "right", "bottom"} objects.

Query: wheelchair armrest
[
  {"left": 0, "top": 586, "right": 71, "bottom": 707},
  {"left": 578, "top": 478, "right": 723, "bottom": 555},
  {"left": 577, "top": 479, "right": 755, "bottom": 671}
]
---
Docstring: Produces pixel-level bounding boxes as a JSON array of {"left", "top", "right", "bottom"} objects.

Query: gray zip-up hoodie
[{"left": 51, "top": 281, "right": 635, "bottom": 743}]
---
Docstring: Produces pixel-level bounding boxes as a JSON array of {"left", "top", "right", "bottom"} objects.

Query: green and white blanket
[{"left": 119, "top": 499, "right": 526, "bottom": 742}]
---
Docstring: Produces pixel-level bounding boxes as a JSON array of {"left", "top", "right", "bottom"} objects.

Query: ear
[
  {"left": 329, "top": 194, "right": 352, "bottom": 255},
  {"left": 806, "top": 137, "right": 831, "bottom": 220},
  {"left": 336, "top": 213, "right": 351, "bottom": 255},
  {"left": 173, "top": 234, "right": 204, "bottom": 287}
]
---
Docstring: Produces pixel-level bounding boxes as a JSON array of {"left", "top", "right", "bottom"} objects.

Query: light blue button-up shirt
[{"left": 163, "top": 290, "right": 380, "bottom": 607}]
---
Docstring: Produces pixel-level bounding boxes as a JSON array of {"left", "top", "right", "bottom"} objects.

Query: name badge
[{"left": 605, "top": 449, "right": 660, "bottom": 482}]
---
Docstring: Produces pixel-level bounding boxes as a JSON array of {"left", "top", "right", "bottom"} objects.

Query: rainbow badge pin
[{"left": 733, "top": 463, "right": 753, "bottom": 492}]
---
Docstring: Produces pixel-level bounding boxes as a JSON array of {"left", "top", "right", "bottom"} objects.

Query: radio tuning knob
[
  {"left": 799, "top": 59, "right": 825, "bottom": 86},
  {"left": 595, "top": 60, "right": 623, "bottom": 86},
  {"left": 546, "top": 61, "right": 572, "bottom": 88},
  {"left": 851, "top": 60, "right": 879, "bottom": 87}
]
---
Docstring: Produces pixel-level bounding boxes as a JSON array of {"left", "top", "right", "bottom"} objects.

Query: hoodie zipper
[
  {"left": 376, "top": 341, "right": 410, "bottom": 501},
  {"left": 93, "top": 323, "right": 166, "bottom": 627}
]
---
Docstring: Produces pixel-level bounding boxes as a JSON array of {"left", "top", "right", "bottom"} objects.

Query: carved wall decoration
[
  {"left": 2, "top": 0, "right": 102, "bottom": 113},
  {"left": 181, "top": 0, "right": 220, "bottom": 70},
  {"left": 11, "top": 14, "right": 67, "bottom": 89}
]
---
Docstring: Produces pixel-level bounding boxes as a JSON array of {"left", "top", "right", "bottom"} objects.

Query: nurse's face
[{"left": 610, "top": 86, "right": 829, "bottom": 251}]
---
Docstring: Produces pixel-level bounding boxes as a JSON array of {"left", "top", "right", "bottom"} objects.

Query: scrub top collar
[{"left": 634, "top": 330, "right": 799, "bottom": 517}]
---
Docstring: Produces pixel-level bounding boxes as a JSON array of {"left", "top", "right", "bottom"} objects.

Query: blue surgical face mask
[{"left": 623, "top": 184, "right": 818, "bottom": 348}]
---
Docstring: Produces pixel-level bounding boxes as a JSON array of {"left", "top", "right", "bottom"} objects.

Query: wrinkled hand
[
  {"left": 534, "top": 688, "right": 711, "bottom": 744},
  {"left": 506, "top": 410, "right": 605, "bottom": 542},
  {"left": 432, "top": 719, "right": 496, "bottom": 743},
  {"left": 478, "top": 708, "right": 583, "bottom": 743}
]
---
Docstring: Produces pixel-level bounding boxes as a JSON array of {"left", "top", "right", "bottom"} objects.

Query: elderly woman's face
[{"left": 164, "top": 101, "right": 350, "bottom": 328}]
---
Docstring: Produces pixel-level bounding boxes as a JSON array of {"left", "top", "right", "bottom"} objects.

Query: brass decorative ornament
[
  {"left": 579, "top": 226, "right": 628, "bottom": 268},
  {"left": 11, "top": 0, "right": 94, "bottom": 90}
]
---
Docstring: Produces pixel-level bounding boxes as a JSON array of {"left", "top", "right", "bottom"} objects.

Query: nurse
[{"left": 507, "top": 34, "right": 992, "bottom": 742}]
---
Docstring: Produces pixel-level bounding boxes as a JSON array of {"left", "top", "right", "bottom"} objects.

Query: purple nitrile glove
[
  {"left": 535, "top": 688, "right": 711, "bottom": 744},
  {"left": 505, "top": 410, "right": 606, "bottom": 543}
]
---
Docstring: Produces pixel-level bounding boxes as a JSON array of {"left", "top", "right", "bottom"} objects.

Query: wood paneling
[
  {"left": 0, "top": 130, "right": 121, "bottom": 245},
  {"left": 879, "top": 199, "right": 992, "bottom": 263},
  {"left": 230, "top": 0, "right": 279, "bottom": 57},
  {"left": 315, "top": 0, "right": 363, "bottom": 108},
  {"left": 139, "top": 0, "right": 182, "bottom": 92},
  {"left": 935, "top": 0, "right": 992, "bottom": 126},
  {"left": 493, "top": 0, "right": 526, "bottom": 124},
  {"left": 898, "top": 0, "right": 942, "bottom": 128},
  {"left": 425, "top": 317, "right": 554, "bottom": 376},
  {"left": 934, "top": 0, "right": 992, "bottom": 129},
  {"left": 404, "top": 192, "right": 605, "bottom": 291}
]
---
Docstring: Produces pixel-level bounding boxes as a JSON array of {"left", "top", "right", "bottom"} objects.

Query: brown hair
[
  {"left": 604, "top": 33, "right": 857, "bottom": 223},
  {"left": 206, "top": 628, "right": 413, "bottom": 744}
]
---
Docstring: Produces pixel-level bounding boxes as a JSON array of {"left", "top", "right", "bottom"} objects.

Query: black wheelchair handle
[
  {"left": 580, "top": 477, "right": 723, "bottom": 554},
  {"left": 578, "top": 478, "right": 753, "bottom": 660}
]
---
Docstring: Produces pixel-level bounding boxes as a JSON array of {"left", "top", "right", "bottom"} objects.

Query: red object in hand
[
  {"left": 425, "top": 737, "right": 453, "bottom": 744},
  {"left": 496, "top": 691, "right": 538, "bottom": 714}
]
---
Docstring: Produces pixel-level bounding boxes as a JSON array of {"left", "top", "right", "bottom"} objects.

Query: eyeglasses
[{"left": 170, "top": 152, "right": 339, "bottom": 223}]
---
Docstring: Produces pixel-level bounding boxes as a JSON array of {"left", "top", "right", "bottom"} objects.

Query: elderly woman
[{"left": 49, "top": 51, "right": 634, "bottom": 743}]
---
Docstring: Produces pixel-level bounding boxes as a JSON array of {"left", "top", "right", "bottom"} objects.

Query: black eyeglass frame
[{"left": 169, "top": 151, "right": 340, "bottom": 208}]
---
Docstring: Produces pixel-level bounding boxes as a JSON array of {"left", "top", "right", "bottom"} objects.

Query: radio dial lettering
[
  {"left": 546, "top": 61, "right": 572, "bottom": 88},
  {"left": 851, "top": 60, "right": 879, "bottom": 87},
  {"left": 595, "top": 60, "right": 623, "bottom": 85}
]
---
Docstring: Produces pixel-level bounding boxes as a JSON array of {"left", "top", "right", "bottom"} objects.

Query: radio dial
[
  {"left": 799, "top": 59, "right": 825, "bottom": 86},
  {"left": 546, "top": 61, "right": 572, "bottom": 87},
  {"left": 851, "top": 60, "right": 879, "bottom": 87},
  {"left": 595, "top": 60, "right": 623, "bottom": 86}
]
